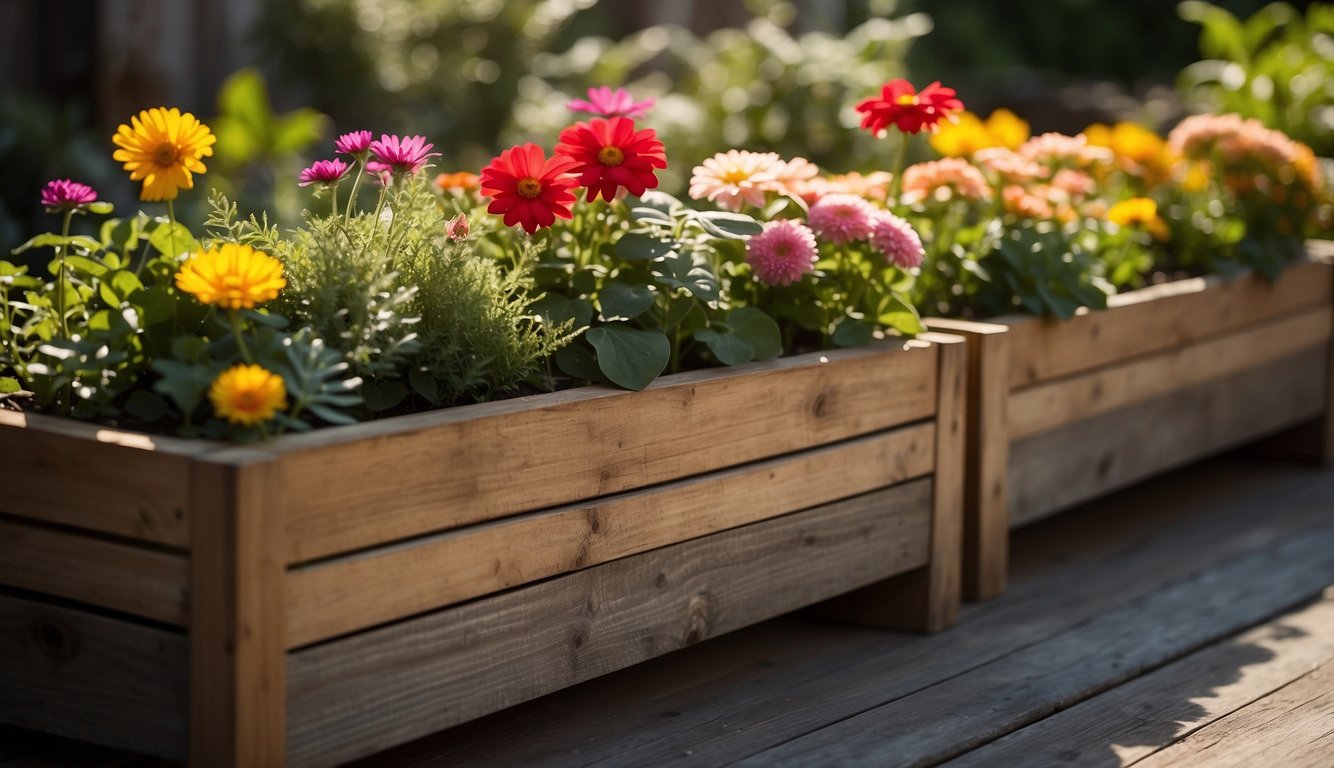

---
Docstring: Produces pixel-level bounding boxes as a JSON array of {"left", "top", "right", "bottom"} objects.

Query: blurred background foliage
[{"left": 1, "top": 0, "right": 1328, "bottom": 255}]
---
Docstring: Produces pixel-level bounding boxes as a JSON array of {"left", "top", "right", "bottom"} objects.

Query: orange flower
[{"left": 435, "top": 172, "right": 480, "bottom": 192}]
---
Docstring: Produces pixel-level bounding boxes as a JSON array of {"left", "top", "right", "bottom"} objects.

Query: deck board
[{"left": 6, "top": 454, "right": 1334, "bottom": 768}]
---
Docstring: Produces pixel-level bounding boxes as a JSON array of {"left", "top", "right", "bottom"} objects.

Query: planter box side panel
[
  {"left": 286, "top": 480, "right": 933, "bottom": 768},
  {"left": 0, "top": 592, "right": 188, "bottom": 760},
  {"left": 1008, "top": 346, "right": 1327, "bottom": 525},
  {"left": 284, "top": 422, "right": 936, "bottom": 648},
  {"left": 1004, "top": 260, "right": 1333, "bottom": 389},
  {"left": 275, "top": 341, "right": 941, "bottom": 563}
]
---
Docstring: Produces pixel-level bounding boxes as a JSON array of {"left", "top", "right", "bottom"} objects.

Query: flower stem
[
  {"left": 889, "top": 136, "right": 911, "bottom": 206},
  {"left": 55, "top": 208, "right": 74, "bottom": 339},
  {"left": 165, "top": 199, "right": 178, "bottom": 259},
  {"left": 331, "top": 183, "right": 340, "bottom": 218},
  {"left": 344, "top": 159, "right": 366, "bottom": 221},
  {"left": 229, "top": 309, "right": 255, "bottom": 365}
]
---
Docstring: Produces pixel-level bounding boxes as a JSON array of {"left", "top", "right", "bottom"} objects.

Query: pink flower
[
  {"left": 298, "top": 159, "right": 349, "bottom": 187},
  {"left": 370, "top": 134, "right": 442, "bottom": 175},
  {"left": 869, "top": 212, "right": 924, "bottom": 269},
  {"left": 974, "top": 148, "right": 1049, "bottom": 183},
  {"left": 1051, "top": 168, "right": 1095, "bottom": 200},
  {"left": 335, "top": 130, "right": 374, "bottom": 156},
  {"left": 40, "top": 179, "right": 98, "bottom": 210},
  {"left": 901, "top": 158, "right": 993, "bottom": 204},
  {"left": 807, "top": 194, "right": 874, "bottom": 244},
  {"left": 446, "top": 213, "right": 470, "bottom": 241},
  {"left": 1018, "top": 132, "right": 1113, "bottom": 168},
  {"left": 688, "top": 150, "right": 785, "bottom": 211},
  {"left": 746, "top": 219, "right": 818, "bottom": 286},
  {"left": 365, "top": 161, "right": 394, "bottom": 187},
  {"left": 567, "top": 86, "right": 654, "bottom": 119}
]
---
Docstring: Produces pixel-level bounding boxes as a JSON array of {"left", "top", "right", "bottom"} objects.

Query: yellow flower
[
  {"left": 176, "top": 243, "right": 286, "bottom": 310},
  {"left": 112, "top": 107, "right": 216, "bottom": 202},
  {"left": 209, "top": 364, "right": 287, "bottom": 427},
  {"left": 931, "top": 109, "right": 1030, "bottom": 158},
  {"left": 1107, "top": 197, "right": 1169, "bottom": 240},
  {"left": 1085, "top": 122, "right": 1175, "bottom": 187}
]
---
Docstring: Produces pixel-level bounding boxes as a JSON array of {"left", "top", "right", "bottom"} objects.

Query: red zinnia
[
  {"left": 554, "top": 117, "right": 667, "bottom": 202},
  {"left": 856, "top": 79, "right": 963, "bottom": 136},
  {"left": 480, "top": 143, "right": 580, "bottom": 234}
]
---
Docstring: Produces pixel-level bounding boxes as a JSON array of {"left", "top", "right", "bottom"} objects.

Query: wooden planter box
[
  {"left": 931, "top": 248, "right": 1334, "bottom": 600},
  {"left": 0, "top": 334, "right": 965, "bottom": 767}
]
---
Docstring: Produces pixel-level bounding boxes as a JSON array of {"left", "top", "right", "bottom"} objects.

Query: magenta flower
[
  {"left": 335, "top": 130, "right": 374, "bottom": 156},
  {"left": 365, "top": 160, "right": 394, "bottom": 187},
  {"left": 41, "top": 179, "right": 98, "bottom": 210},
  {"left": 807, "top": 193, "right": 874, "bottom": 245},
  {"left": 746, "top": 219, "right": 818, "bottom": 286},
  {"left": 870, "top": 212, "right": 925, "bottom": 269},
  {"left": 369, "top": 134, "right": 441, "bottom": 176},
  {"left": 567, "top": 86, "right": 654, "bottom": 119},
  {"left": 298, "top": 159, "right": 349, "bottom": 187}
]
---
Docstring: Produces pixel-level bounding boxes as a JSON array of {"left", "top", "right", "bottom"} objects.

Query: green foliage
[
  {"left": 211, "top": 178, "right": 570, "bottom": 409},
  {"left": 974, "top": 221, "right": 1110, "bottom": 319},
  {"left": 1178, "top": 1, "right": 1334, "bottom": 155}
]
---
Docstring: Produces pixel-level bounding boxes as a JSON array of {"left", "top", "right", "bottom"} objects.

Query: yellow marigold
[
  {"left": 209, "top": 364, "right": 287, "bottom": 427},
  {"left": 176, "top": 243, "right": 286, "bottom": 309},
  {"left": 931, "top": 109, "right": 1030, "bottom": 157},
  {"left": 112, "top": 107, "right": 216, "bottom": 202},
  {"left": 1107, "top": 197, "right": 1169, "bottom": 240}
]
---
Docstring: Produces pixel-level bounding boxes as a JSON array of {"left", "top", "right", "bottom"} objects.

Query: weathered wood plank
[
  {"left": 188, "top": 454, "right": 286, "bottom": 768},
  {"left": 1009, "top": 348, "right": 1327, "bottom": 527},
  {"left": 0, "top": 520, "right": 187, "bottom": 624},
  {"left": 928, "top": 319, "right": 1011, "bottom": 600},
  {"left": 1009, "top": 306, "right": 1332, "bottom": 439},
  {"left": 274, "top": 340, "right": 940, "bottom": 563},
  {"left": 287, "top": 480, "right": 934, "bottom": 768},
  {"left": 1004, "top": 259, "right": 1333, "bottom": 389},
  {"left": 943, "top": 593, "right": 1334, "bottom": 767},
  {"left": 341, "top": 459, "right": 1334, "bottom": 768},
  {"left": 732, "top": 517, "right": 1334, "bottom": 767},
  {"left": 284, "top": 422, "right": 935, "bottom": 648},
  {"left": 0, "top": 593, "right": 187, "bottom": 760},
  {"left": 1133, "top": 660, "right": 1334, "bottom": 768},
  {"left": 0, "top": 411, "right": 201, "bottom": 547}
]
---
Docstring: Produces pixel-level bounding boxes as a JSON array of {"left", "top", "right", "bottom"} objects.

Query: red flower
[
  {"left": 855, "top": 80, "right": 963, "bottom": 136},
  {"left": 480, "top": 144, "right": 580, "bottom": 234},
  {"left": 555, "top": 117, "right": 668, "bottom": 202}
]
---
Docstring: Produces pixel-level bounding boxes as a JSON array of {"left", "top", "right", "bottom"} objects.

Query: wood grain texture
[
  {"left": 943, "top": 593, "right": 1334, "bottom": 767},
  {"left": 188, "top": 453, "right": 286, "bottom": 768},
  {"left": 733, "top": 515, "right": 1334, "bottom": 767},
  {"left": 287, "top": 480, "right": 934, "bottom": 768},
  {"left": 1009, "top": 306, "right": 1332, "bottom": 440},
  {"left": 0, "top": 411, "right": 202, "bottom": 547},
  {"left": 274, "top": 339, "right": 940, "bottom": 563},
  {"left": 929, "top": 319, "right": 1011, "bottom": 600},
  {"left": 0, "top": 593, "right": 187, "bottom": 760},
  {"left": 1133, "top": 660, "right": 1334, "bottom": 768},
  {"left": 284, "top": 422, "right": 935, "bottom": 648},
  {"left": 0, "top": 520, "right": 188, "bottom": 624},
  {"left": 1009, "top": 348, "right": 1328, "bottom": 527},
  {"left": 1002, "top": 259, "right": 1333, "bottom": 389}
]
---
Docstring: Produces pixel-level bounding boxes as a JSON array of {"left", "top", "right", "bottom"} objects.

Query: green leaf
[
  {"left": 12, "top": 233, "right": 98, "bottom": 255},
  {"left": 131, "top": 286, "right": 178, "bottom": 326},
  {"left": 271, "top": 109, "right": 328, "bottom": 155},
  {"left": 240, "top": 308, "right": 289, "bottom": 328},
  {"left": 875, "top": 295, "right": 925, "bottom": 336},
  {"left": 654, "top": 255, "right": 720, "bottom": 302},
  {"left": 554, "top": 342, "right": 605, "bottom": 383},
  {"left": 102, "top": 216, "right": 141, "bottom": 253},
  {"left": 692, "top": 210, "right": 763, "bottom": 239},
  {"left": 0, "top": 377, "right": 20, "bottom": 394},
  {"left": 586, "top": 325, "right": 670, "bottom": 391},
  {"left": 696, "top": 326, "right": 754, "bottom": 366},
  {"left": 171, "top": 336, "right": 210, "bottom": 364},
  {"left": 408, "top": 368, "right": 439, "bottom": 403},
  {"left": 124, "top": 390, "right": 168, "bottom": 422},
  {"left": 361, "top": 379, "right": 408, "bottom": 412},
  {"left": 635, "top": 190, "right": 684, "bottom": 217},
  {"left": 615, "top": 232, "right": 676, "bottom": 261},
  {"left": 598, "top": 279, "right": 655, "bottom": 321},
  {"left": 531, "top": 294, "right": 594, "bottom": 329},
  {"left": 218, "top": 67, "right": 273, "bottom": 140},
  {"left": 151, "top": 359, "right": 215, "bottom": 415},
  {"left": 832, "top": 317, "right": 875, "bottom": 347},
  {"left": 148, "top": 221, "right": 197, "bottom": 259},
  {"left": 84, "top": 201, "right": 114, "bottom": 215},
  {"left": 97, "top": 270, "right": 144, "bottom": 308},
  {"left": 64, "top": 255, "right": 108, "bottom": 278},
  {"left": 726, "top": 307, "right": 782, "bottom": 360}
]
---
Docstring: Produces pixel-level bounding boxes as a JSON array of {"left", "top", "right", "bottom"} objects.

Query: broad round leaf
[
  {"left": 586, "top": 325, "right": 670, "bottom": 391},
  {"left": 615, "top": 232, "right": 676, "bottom": 261},
  {"left": 598, "top": 280, "right": 655, "bottom": 321},
  {"left": 726, "top": 307, "right": 782, "bottom": 360}
]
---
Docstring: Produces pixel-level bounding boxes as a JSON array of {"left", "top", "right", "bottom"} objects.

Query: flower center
[
  {"left": 721, "top": 168, "right": 749, "bottom": 185},
  {"left": 236, "top": 391, "right": 258, "bottom": 410},
  {"left": 153, "top": 142, "right": 179, "bottom": 167},
  {"left": 516, "top": 178, "right": 542, "bottom": 199},
  {"left": 597, "top": 145, "right": 625, "bottom": 166},
  {"left": 895, "top": 94, "right": 918, "bottom": 106}
]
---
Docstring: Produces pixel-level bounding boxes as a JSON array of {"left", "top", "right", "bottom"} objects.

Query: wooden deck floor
[{"left": 5, "top": 453, "right": 1334, "bottom": 767}]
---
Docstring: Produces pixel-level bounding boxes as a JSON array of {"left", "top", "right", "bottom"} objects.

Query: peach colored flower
[
  {"left": 901, "top": 158, "right": 993, "bottom": 204},
  {"left": 688, "top": 150, "right": 785, "bottom": 211}
]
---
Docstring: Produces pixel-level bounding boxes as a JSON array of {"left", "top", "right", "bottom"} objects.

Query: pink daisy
[
  {"left": 869, "top": 212, "right": 925, "bottom": 269},
  {"left": 567, "top": 86, "right": 654, "bottom": 119},
  {"left": 40, "top": 179, "right": 98, "bottom": 210},
  {"left": 688, "top": 150, "right": 785, "bottom": 212},
  {"left": 806, "top": 194, "right": 874, "bottom": 244},
  {"left": 370, "top": 134, "right": 442, "bottom": 175},
  {"left": 298, "top": 159, "right": 349, "bottom": 187},
  {"left": 334, "top": 130, "right": 374, "bottom": 156},
  {"left": 746, "top": 219, "right": 818, "bottom": 286},
  {"left": 901, "top": 158, "right": 992, "bottom": 204}
]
